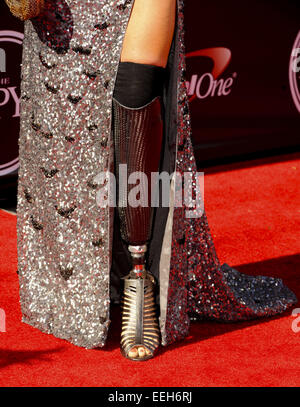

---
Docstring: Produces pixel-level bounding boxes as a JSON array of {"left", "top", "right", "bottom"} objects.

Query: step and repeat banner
[
  {"left": 0, "top": 3, "right": 23, "bottom": 192},
  {"left": 185, "top": 0, "right": 300, "bottom": 162},
  {"left": 0, "top": 0, "right": 300, "bottom": 195}
]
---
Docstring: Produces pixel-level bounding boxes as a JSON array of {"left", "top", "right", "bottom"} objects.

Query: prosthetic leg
[{"left": 112, "top": 61, "right": 166, "bottom": 360}]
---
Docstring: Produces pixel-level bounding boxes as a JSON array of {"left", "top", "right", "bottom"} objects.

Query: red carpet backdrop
[{"left": 0, "top": 153, "right": 299, "bottom": 387}]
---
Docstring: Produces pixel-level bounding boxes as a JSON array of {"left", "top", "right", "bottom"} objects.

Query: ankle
[{"left": 128, "top": 244, "right": 147, "bottom": 275}]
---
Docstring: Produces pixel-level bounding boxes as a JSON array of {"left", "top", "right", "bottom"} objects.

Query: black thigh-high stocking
[{"left": 112, "top": 61, "right": 166, "bottom": 271}]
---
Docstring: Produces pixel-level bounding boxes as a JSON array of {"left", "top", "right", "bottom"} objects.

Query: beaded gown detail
[{"left": 17, "top": 0, "right": 297, "bottom": 349}]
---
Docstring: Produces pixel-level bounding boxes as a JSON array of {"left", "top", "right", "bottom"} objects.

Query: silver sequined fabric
[{"left": 17, "top": 0, "right": 297, "bottom": 349}]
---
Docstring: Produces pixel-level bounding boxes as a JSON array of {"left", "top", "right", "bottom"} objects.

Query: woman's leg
[
  {"left": 120, "top": 0, "right": 176, "bottom": 68},
  {"left": 113, "top": 63, "right": 166, "bottom": 360},
  {"left": 113, "top": 0, "right": 176, "bottom": 360}
]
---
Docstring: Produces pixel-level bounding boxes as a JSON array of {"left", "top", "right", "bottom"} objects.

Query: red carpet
[{"left": 0, "top": 153, "right": 299, "bottom": 387}]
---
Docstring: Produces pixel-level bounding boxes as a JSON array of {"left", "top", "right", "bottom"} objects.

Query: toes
[
  {"left": 128, "top": 347, "right": 138, "bottom": 358},
  {"left": 138, "top": 346, "right": 146, "bottom": 358},
  {"left": 128, "top": 346, "right": 152, "bottom": 359}
]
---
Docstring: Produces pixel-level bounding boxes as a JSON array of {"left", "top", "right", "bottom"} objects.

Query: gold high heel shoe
[{"left": 120, "top": 245, "right": 160, "bottom": 361}]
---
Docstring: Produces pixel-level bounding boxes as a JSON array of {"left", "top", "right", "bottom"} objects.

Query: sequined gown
[{"left": 17, "top": 0, "right": 297, "bottom": 348}]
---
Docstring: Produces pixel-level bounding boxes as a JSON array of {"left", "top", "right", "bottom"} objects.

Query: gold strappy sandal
[{"left": 120, "top": 250, "right": 160, "bottom": 361}]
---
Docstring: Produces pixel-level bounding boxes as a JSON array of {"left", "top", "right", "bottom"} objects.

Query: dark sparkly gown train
[{"left": 16, "top": 0, "right": 297, "bottom": 349}]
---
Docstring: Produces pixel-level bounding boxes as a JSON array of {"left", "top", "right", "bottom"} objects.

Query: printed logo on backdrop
[
  {"left": 185, "top": 47, "right": 237, "bottom": 102},
  {"left": 0, "top": 30, "right": 23, "bottom": 176},
  {"left": 289, "top": 31, "right": 300, "bottom": 114}
]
